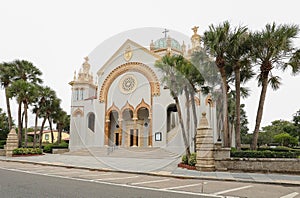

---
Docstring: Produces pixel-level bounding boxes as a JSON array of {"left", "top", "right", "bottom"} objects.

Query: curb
[{"left": 1, "top": 158, "right": 299, "bottom": 186}]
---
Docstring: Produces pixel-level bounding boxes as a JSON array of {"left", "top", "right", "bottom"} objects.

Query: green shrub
[
  {"left": 188, "top": 153, "right": 197, "bottom": 166},
  {"left": 43, "top": 142, "right": 69, "bottom": 153},
  {"left": 182, "top": 155, "right": 188, "bottom": 164},
  {"left": 13, "top": 148, "right": 42, "bottom": 155},
  {"left": 43, "top": 144, "right": 53, "bottom": 153},
  {"left": 0, "top": 140, "right": 6, "bottom": 149},
  {"left": 182, "top": 153, "right": 197, "bottom": 166},
  {"left": 231, "top": 150, "right": 300, "bottom": 158}
]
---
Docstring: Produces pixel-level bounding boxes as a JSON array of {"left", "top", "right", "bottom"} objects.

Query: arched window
[
  {"left": 88, "top": 113, "right": 95, "bottom": 132},
  {"left": 167, "top": 104, "right": 178, "bottom": 132}
]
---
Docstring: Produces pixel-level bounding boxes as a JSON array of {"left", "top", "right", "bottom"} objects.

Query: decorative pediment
[{"left": 72, "top": 108, "right": 84, "bottom": 117}]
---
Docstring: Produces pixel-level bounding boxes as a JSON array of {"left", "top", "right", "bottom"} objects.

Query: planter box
[{"left": 178, "top": 163, "right": 196, "bottom": 170}]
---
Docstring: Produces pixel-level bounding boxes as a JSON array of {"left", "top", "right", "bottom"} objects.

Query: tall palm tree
[
  {"left": 226, "top": 26, "right": 254, "bottom": 150},
  {"left": 13, "top": 60, "right": 43, "bottom": 84},
  {"left": 32, "top": 86, "right": 52, "bottom": 147},
  {"left": 8, "top": 80, "right": 37, "bottom": 147},
  {"left": 250, "top": 23, "right": 300, "bottom": 150},
  {"left": 155, "top": 54, "right": 191, "bottom": 160},
  {"left": 53, "top": 108, "right": 68, "bottom": 144},
  {"left": 0, "top": 62, "right": 16, "bottom": 130},
  {"left": 203, "top": 21, "right": 232, "bottom": 147},
  {"left": 38, "top": 89, "right": 60, "bottom": 147},
  {"left": 176, "top": 55, "right": 205, "bottom": 150}
]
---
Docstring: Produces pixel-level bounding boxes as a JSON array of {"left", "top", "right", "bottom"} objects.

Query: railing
[{"left": 107, "top": 145, "right": 119, "bottom": 155}]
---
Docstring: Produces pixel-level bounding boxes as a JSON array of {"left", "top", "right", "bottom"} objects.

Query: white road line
[
  {"left": 78, "top": 173, "right": 112, "bottom": 177},
  {"left": 280, "top": 192, "right": 299, "bottom": 198},
  {"left": 213, "top": 185, "right": 253, "bottom": 195},
  {"left": 94, "top": 175, "right": 139, "bottom": 181},
  {"left": 164, "top": 183, "right": 204, "bottom": 190},
  {"left": 131, "top": 179, "right": 170, "bottom": 185},
  {"left": 0, "top": 166, "right": 223, "bottom": 198}
]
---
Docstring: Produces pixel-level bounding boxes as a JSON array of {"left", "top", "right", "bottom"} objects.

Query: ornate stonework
[
  {"left": 99, "top": 62, "right": 160, "bottom": 103},
  {"left": 72, "top": 108, "right": 84, "bottom": 117},
  {"left": 119, "top": 74, "right": 137, "bottom": 94},
  {"left": 124, "top": 45, "right": 133, "bottom": 62}
]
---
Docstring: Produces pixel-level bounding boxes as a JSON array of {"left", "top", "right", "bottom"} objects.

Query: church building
[{"left": 69, "top": 27, "right": 218, "bottom": 154}]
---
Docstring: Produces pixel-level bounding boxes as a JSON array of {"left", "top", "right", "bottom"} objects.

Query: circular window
[{"left": 119, "top": 74, "right": 137, "bottom": 94}]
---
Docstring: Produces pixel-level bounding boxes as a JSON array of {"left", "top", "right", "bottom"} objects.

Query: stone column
[
  {"left": 5, "top": 128, "right": 18, "bottom": 157},
  {"left": 196, "top": 112, "right": 215, "bottom": 171}
]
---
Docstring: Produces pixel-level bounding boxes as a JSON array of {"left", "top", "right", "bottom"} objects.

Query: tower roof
[{"left": 153, "top": 36, "right": 182, "bottom": 51}]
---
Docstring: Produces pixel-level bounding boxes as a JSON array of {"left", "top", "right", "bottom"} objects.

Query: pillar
[
  {"left": 5, "top": 128, "right": 18, "bottom": 157},
  {"left": 196, "top": 112, "right": 215, "bottom": 171}
]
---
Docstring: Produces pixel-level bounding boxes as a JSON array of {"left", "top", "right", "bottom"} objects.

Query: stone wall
[{"left": 215, "top": 158, "right": 300, "bottom": 174}]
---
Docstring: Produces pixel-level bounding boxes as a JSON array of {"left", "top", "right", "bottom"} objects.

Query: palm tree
[
  {"left": 250, "top": 23, "right": 300, "bottom": 150},
  {"left": 0, "top": 62, "right": 16, "bottom": 130},
  {"left": 13, "top": 60, "right": 43, "bottom": 84},
  {"left": 155, "top": 54, "right": 191, "bottom": 160},
  {"left": 176, "top": 55, "right": 205, "bottom": 150},
  {"left": 53, "top": 109, "right": 68, "bottom": 144},
  {"left": 32, "top": 86, "right": 52, "bottom": 147},
  {"left": 203, "top": 21, "right": 232, "bottom": 147},
  {"left": 38, "top": 89, "right": 60, "bottom": 147},
  {"left": 8, "top": 80, "right": 37, "bottom": 147},
  {"left": 226, "top": 26, "right": 254, "bottom": 150}
]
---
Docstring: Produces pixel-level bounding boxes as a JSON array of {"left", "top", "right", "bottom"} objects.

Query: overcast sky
[{"left": 0, "top": 0, "right": 299, "bottom": 131}]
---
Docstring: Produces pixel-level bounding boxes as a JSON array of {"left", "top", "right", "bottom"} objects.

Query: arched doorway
[
  {"left": 109, "top": 111, "right": 120, "bottom": 146},
  {"left": 122, "top": 109, "right": 136, "bottom": 147},
  {"left": 167, "top": 104, "right": 178, "bottom": 132},
  {"left": 137, "top": 107, "right": 150, "bottom": 147}
]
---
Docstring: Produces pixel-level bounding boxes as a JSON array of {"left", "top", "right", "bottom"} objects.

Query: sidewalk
[{"left": 0, "top": 153, "right": 299, "bottom": 186}]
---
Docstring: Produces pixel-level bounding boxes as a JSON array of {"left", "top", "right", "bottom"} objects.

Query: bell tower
[{"left": 69, "top": 57, "right": 97, "bottom": 102}]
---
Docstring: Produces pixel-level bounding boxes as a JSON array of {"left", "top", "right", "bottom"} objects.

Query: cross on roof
[{"left": 162, "top": 28, "right": 169, "bottom": 38}]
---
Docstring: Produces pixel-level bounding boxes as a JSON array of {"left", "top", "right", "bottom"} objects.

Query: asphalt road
[
  {"left": 0, "top": 168, "right": 212, "bottom": 198},
  {"left": 0, "top": 161, "right": 299, "bottom": 198}
]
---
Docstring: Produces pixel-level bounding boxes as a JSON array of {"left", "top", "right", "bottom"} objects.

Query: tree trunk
[
  {"left": 220, "top": 67, "right": 229, "bottom": 147},
  {"left": 58, "top": 123, "right": 62, "bottom": 144},
  {"left": 24, "top": 102, "right": 28, "bottom": 148},
  {"left": 174, "top": 96, "right": 191, "bottom": 160},
  {"left": 5, "top": 88, "right": 13, "bottom": 130},
  {"left": 184, "top": 86, "right": 191, "bottom": 148},
  {"left": 234, "top": 66, "right": 241, "bottom": 150},
  {"left": 39, "top": 116, "right": 47, "bottom": 149},
  {"left": 190, "top": 90, "right": 198, "bottom": 152},
  {"left": 251, "top": 76, "right": 269, "bottom": 150},
  {"left": 33, "top": 110, "right": 39, "bottom": 148},
  {"left": 48, "top": 117, "right": 54, "bottom": 144},
  {"left": 17, "top": 101, "right": 22, "bottom": 147}
]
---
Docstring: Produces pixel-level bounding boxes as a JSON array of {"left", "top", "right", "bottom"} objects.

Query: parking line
[
  {"left": 213, "top": 185, "right": 253, "bottom": 195},
  {"left": 94, "top": 175, "right": 139, "bottom": 181},
  {"left": 163, "top": 183, "right": 204, "bottom": 190},
  {"left": 78, "top": 173, "right": 112, "bottom": 177},
  {"left": 131, "top": 179, "right": 170, "bottom": 185},
  {"left": 280, "top": 192, "right": 299, "bottom": 198}
]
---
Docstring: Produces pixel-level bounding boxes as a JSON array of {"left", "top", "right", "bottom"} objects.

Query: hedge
[
  {"left": 43, "top": 141, "right": 69, "bottom": 153},
  {"left": 231, "top": 150, "right": 300, "bottom": 158},
  {"left": 13, "top": 148, "right": 42, "bottom": 155}
]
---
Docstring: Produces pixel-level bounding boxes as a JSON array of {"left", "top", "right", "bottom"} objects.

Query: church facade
[{"left": 69, "top": 27, "right": 218, "bottom": 153}]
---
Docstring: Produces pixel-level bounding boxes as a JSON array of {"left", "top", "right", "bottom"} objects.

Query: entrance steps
[{"left": 64, "top": 147, "right": 179, "bottom": 159}]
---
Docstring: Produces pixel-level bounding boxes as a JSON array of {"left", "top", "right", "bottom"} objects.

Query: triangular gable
[{"left": 97, "top": 39, "right": 161, "bottom": 75}]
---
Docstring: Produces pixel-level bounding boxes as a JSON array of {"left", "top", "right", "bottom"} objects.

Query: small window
[
  {"left": 45, "top": 134, "right": 49, "bottom": 140},
  {"left": 88, "top": 113, "right": 95, "bottom": 132}
]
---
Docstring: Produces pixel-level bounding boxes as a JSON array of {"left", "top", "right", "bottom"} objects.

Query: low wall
[
  {"left": 215, "top": 158, "right": 300, "bottom": 174},
  {"left": 52, "top": 148, "right": 69, "bottom": 154}
]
